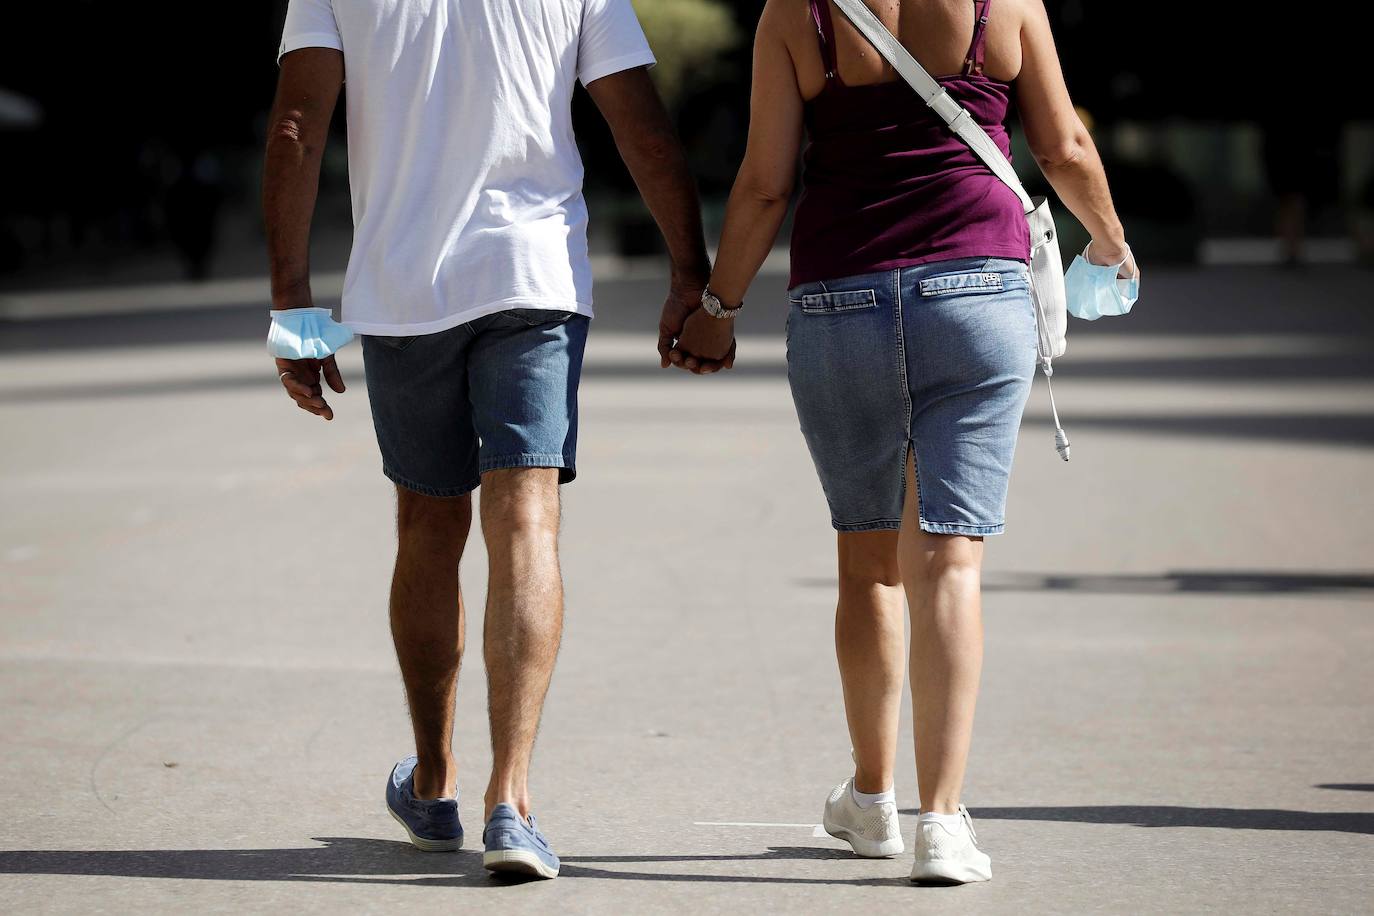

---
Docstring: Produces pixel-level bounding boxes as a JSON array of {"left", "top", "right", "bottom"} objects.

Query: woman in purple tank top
[{"left": 670, "top": 0, "right": 1135, "bottom": 883}]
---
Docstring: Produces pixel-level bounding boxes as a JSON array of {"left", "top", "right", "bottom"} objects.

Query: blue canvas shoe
[
  {"left": 483, "top": 803, "right": 560, "bottom": 878},
  {"left": 385, "top": 755, "right": 463, "bottom": 851}
]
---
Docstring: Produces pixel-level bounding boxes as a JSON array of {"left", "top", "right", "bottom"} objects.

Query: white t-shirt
[{"left": 279, "top": 0, "right": 655, "bottom": 335}]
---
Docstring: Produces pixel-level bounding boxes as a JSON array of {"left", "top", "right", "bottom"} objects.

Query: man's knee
[
  {"left": 396, "top": 488, "right": 473, "bottom": 551},
  {"left": 480, "top": 468, "right": 561, "bottom": 542}
]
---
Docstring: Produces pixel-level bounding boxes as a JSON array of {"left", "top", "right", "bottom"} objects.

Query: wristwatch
[{"left": 700, "top": 287, "right": 743, "bottom": 319}]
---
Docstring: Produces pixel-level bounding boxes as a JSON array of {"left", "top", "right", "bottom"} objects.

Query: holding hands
[{"left": 657, "top": 279, "right": 738, "bottom": 375}]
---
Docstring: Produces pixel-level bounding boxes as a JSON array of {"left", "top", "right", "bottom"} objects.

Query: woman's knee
[
  {"left": 899, "top": 532, "right": 983, "bottom": 583},
  {"left": 837, "top": 531, "right": 902, "bottom": 588}
]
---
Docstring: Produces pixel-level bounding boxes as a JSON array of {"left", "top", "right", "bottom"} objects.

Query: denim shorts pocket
[
  {"left": 919, "top": 272, "right": 1005, "bottom": 298},
  {"left": 799, "top": 289, "right": 877, "bottom": 315},
  {"left": 503, "top": 308, "right": 576, "bottom": 327},
  {"left": 371, "top": 335, "right": 418, "bottom": 351}
]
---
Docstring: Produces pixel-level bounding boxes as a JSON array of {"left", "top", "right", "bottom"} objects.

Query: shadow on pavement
[
  {"left": 0, "top": 840, "right": 905, "bottom": 887},
  {"left": 798, "top": 570, "right": 1374, "bottom": 597},
  {"left": 930, "top": 806, "right": 1374, "bottom": 836},
  {"left": 4, "top": 373, "right": 1373, "bottom": 452},
  {"left": 1315, "top": 784, "right": 1374, "bottom": 792}
]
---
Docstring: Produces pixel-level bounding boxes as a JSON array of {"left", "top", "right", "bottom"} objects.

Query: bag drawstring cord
[
  {"left": 1032, "top": 290, "right": 1071, "bottom": 462},
  {"left": 1039, "top": 358, "right": 1071, "bottom": 462}
]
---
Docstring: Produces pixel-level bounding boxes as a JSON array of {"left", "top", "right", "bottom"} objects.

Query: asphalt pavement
[{"left": 1, "top": 261, "right": 1372, "bottom": 913}]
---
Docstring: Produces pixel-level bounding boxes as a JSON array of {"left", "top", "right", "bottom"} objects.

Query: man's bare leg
[
  {"left": 480, "top": 467, "right": 564, "bottom": 819},
  {"left": 390, "top": 488, "right": 471, "bottom": 799}
]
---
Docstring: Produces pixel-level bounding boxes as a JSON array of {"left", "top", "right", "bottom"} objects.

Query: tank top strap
[
  {"left": 810, "top": 0, "right": 840, "bottom": 81},
  {"left": 964, "top": 0, "right": 992, "bottom": 76}
]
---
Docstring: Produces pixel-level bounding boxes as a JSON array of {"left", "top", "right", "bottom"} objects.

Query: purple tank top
[{"left": 789, "top": 0, "right": 1030, "bottom": 288}]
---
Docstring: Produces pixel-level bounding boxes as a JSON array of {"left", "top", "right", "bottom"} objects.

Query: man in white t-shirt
[{"left": 263, "top": 0, "right": 724, "bottom": 879}]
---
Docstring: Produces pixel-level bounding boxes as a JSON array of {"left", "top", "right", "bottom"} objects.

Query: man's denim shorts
[
  {"left": 785, "top": 257, "right": 1037, "bottom": 536},
  {"left": 360, "top": 308, "right": 590, "bottom": 498}
]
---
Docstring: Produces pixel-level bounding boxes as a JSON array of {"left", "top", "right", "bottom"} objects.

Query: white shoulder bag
[{"left": 831, "top": 0, "right": 1071, "bottom": 460}]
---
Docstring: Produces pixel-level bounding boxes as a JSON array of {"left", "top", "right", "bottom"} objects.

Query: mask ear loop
[{"left": 1085, "top": 240, "right": 1137, "bottom": 280}]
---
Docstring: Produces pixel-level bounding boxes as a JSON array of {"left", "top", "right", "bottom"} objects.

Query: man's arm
[
  {"left": 264, "top": 47, "right": 343, "bottom": 310},
  {"left": 263, "top": 47, "right": 346, "bottom": 419},
  {"left": 583, "top": 68, "right": 714, "bottom": 367}
]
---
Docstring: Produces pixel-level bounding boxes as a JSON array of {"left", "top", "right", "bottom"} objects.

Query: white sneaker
[
  {"left": 822, "top": 778, "right": 904, "bottom": 857},
  {"left": 909, "top": 805, "right": 992, "bottom": 884}
]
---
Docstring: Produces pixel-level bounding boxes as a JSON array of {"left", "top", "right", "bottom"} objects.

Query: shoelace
[{"left": 959, "top": 805, "right": 979, "bottom": 845}]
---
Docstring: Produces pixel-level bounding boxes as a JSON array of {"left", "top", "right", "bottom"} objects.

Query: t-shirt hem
[
  {"left": 578, "top": 50, "right": 657, "bottom": 87},
  {"left": 343, "top": 298, "right": 594, "bottom": 336},
  {"left": 278, "top": 33, "right": 345, "bottom": 65}
]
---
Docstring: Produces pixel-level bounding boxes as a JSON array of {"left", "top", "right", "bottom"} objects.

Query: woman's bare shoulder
[{"left": 759, "top": 0, "right": 817, "bottom": 38}]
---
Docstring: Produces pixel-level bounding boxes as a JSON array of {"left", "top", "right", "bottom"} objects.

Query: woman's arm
[
  {"left": 670, "top": 0, "right": 805, "bottom": 370},
  {"left": 1015, "top": 0, "right": 1134, "bottom": 271},
  {"left": 709, "top": 2, "right": 806, "bottom": 305}
]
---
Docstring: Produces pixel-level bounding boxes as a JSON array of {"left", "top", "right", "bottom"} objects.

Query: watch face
[{"left": 702, "top": 289, "right": 738, "bottom": 317}]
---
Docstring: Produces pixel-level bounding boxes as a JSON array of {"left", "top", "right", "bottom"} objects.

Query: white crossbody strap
[{"left": 829, "top": 0, "right": 1034, "bottom": 214}]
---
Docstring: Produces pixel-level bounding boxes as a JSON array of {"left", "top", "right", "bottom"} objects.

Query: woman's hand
[
  {"left": 669, "top": 310, "right": 736, "bottom": 374},
  {"left": 1087, "top": 238, "right": 1139, "bottom": 280}
]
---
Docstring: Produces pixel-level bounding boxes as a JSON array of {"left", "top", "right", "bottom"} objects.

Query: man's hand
[
  {"left": 276, "top": 355, "right": 345, "bottom": 420},
  {"left": 657, "top": 276, "right": 706, "bottom": 368},
  {"left": 669, "top": 309, "right": 736, "bottom": 375}
]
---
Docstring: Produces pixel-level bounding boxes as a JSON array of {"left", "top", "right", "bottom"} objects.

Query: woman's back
[
  {"left": 789, "top": 0, "right": 1026, "bottom": 97},
  {"left": 787, "top": 0, "right": 1032, "bottom": 286}
]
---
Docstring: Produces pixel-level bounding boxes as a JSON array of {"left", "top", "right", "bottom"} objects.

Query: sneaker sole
[
  {"left": 387, "top": 806, "right": 463, "bottom": 852},
  {"left": 909, "top": 858, "right": 992, "bottom": 884},
  {"left": 822, "top": 815, "right": 905, "bottom": 858},
  {"left": 483, "top": 848, "right": 560, "bottom": 879}
]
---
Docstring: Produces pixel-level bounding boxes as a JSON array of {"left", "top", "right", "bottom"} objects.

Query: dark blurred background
[{"left": 1, "top": 2, "right": 1371, "bottom": 291}]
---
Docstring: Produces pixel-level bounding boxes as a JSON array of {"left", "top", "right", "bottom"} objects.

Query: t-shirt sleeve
[
  {"left": 278, "top": 0, "right": 344, "bottom": 65},
  {"left": 577, "top": 0, "right": 656, "bottom": 87}
]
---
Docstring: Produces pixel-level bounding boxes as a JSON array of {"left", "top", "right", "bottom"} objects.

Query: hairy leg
[
  {"left": 390, "top": 487, "right": 472, "bottom": 799},
  {"left": 480, "top": 467, "right": 564, "bottom": 819},
  {"left": 897, "top": 450, "right": 985, "bottom": 814},
  {"left": 835, "top": 531, "right": 905, "bottom": 794}
]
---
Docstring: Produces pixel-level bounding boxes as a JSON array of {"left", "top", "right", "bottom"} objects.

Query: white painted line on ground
[{"left": 693, "top": 821, "right": 823, "bottom": 828}]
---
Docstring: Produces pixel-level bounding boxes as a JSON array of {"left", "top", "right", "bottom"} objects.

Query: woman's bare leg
[
  {"left": 897, "top": 451, "right": 985, "bottom": 814},
  {"left": 834, "top": 531, "right": 905, "bottom": 793}
]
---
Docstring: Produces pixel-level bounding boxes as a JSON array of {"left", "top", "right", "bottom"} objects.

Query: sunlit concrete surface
[{"left": 2, "top": 263, "right": 1372, "bottom": 913}]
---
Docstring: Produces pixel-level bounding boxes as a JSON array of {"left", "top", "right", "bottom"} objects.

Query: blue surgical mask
[
  {"left": 1063, "top": 244, "right": 1139, "bottom": 320},
  {"left": 267, "top": 306, "right": 355, "bottom": 359}
]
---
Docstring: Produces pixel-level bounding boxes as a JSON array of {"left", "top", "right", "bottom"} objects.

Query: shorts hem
[
  {"left": 480, "top": 453, "right": 577, "bottom": 484},
  {"left": 382, "top": 466, "right": 480, "bottom": 498},
  {"left": 832, "top": 518, "right": 902, "bottom": 533},
  {"left": 919, "top": 519, "right": 1005, "bottom": 536}
]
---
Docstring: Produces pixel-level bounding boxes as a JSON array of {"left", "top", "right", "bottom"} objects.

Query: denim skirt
[{"left": 785, "top": 257, "right": 1037, "bottom": 535}]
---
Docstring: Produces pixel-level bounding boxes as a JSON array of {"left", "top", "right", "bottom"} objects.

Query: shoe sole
[
  {"left": 388, "top": 806, "right": 463, "bottom": 852},
  {"left": 909, "top": 859, "right": 992, "bottom": 884},
  {"left": 822, "top": 814, "right": 905, "bottom": 858},
  {"left": 483, "top": 849, "right": 560, "bottom": 879}
]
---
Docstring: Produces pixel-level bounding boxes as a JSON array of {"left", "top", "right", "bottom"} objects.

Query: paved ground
[{"left": 2, "top": 262, "right": 1372, "bottom": 913}]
